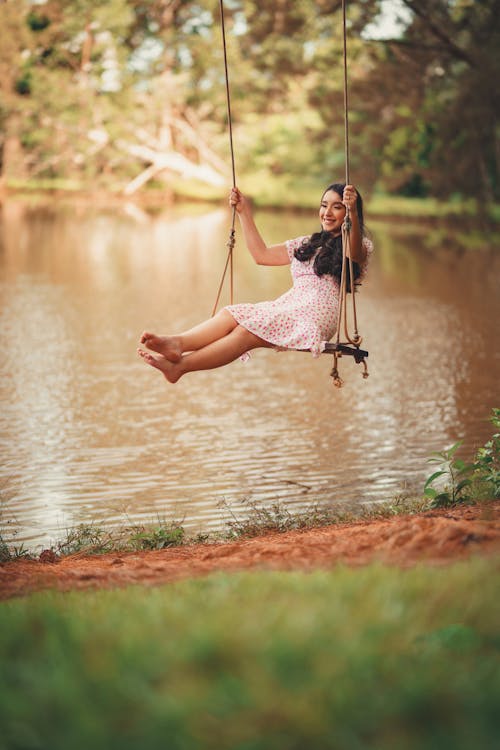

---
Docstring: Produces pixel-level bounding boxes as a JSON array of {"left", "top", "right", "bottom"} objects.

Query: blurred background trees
[{"left": 0, "top": 0, "right": 498, "bottom": 201}]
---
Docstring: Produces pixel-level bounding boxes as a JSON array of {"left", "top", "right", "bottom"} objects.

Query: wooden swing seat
[
  {"left": 322, "top": 342, "right": 368, "bottom": 363},
  {"left": 299, "top": 343, "right": 369, "bottom": 364}
]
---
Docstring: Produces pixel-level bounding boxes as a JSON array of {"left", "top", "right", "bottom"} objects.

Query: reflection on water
[{"left": 1, "top": 199, "right": 499, "bottom": 548}]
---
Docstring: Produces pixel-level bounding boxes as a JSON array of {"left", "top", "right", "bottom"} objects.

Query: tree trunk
[{"left": 1, "top": 114, "right": 28, "bottom": 181}]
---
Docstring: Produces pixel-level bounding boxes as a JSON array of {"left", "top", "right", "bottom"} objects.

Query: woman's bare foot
[
  {"left": 139, "top": 332, "right": 182, "bottom": 363},
  {"left": 137, "top": 349, "right": 182, "bottom": 383}
]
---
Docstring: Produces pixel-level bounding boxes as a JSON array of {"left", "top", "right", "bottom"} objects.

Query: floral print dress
[{"left": 225, "top": 235, "right": 372, "bottom": 357}]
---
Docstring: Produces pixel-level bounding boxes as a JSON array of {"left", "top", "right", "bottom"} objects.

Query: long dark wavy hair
[{"left": 294, "top": 183, "right": 365, "bottom": 292}]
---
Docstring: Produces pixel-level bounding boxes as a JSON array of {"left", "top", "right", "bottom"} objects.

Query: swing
[{"left": 212, "top": 0, "right": 369, "bottom": 388}]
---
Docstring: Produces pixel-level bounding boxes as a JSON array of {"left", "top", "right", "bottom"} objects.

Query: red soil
[{"left": 1, "top": 501, "right": 499, "bottom": 601}]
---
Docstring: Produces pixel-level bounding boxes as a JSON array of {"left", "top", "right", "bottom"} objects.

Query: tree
[
  {"left": 1, "top": 0, "right": 497, "bottom": 202},
  {"left": 352, "top": 0, "right": 500, "bottom": 200}
]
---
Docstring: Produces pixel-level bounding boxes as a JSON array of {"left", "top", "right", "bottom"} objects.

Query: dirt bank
[{"left": 1, "top": 501, "right": 499, "bottom": 601}]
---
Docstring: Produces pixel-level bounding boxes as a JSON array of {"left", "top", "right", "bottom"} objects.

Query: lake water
[{"left": 1, "top": 198, "right": 499, "bottom": 549}]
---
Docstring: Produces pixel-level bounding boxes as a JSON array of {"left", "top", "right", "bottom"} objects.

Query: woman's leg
[
  {"left": 137, "top": 325, "right": 271, "bottom": 383},
  {"left": 140, "top": 310, "right": 237, "bottom": 362}
]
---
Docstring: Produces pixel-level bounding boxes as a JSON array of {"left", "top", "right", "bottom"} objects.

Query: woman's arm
[
  {"left": 343, "top": 185, "right": 367, "bottom": 265},
  {"left": 230, "top": 188, "right": 289, "bottom": 266}
]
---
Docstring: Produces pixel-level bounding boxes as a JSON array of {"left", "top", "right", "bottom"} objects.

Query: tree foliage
[
  {"left": 353, "top": 0, "right": 500, "bottom": 200},
  {"left": 0, "top": 0, "right": 498, "bottom": 201}
]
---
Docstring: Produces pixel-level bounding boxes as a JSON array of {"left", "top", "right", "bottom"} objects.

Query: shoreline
[
  {"left": 2, "top": 182, "right": 499, "bottom": 224},
  {"left": 2, "top": 499, "right": 499, "bottom": 601}
]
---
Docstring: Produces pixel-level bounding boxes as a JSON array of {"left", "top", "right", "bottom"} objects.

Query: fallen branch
[{"left": 118, "top": 140, "right": 227, "bottom": 194}]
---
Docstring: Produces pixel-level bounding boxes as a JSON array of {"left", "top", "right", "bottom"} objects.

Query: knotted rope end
[
  {"left": 331, "top": 370, "right": 344, "bottom": 388},
  {"left": 330, "top": 353, "right": 344, "bottom": 388}
]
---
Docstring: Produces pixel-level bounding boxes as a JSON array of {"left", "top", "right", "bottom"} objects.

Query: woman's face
[{"left": 319, "top": 190, "right": 346, "bottom": 235}]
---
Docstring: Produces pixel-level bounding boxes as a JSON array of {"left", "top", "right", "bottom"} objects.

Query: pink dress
[{"left": 225, "top": 235, "right": 372, "bottom": 358}]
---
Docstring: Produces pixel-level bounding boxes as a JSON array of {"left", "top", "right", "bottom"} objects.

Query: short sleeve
[
  {"left": 359, "top": 236, "right": 374, "bottom": 279},
  {"left": 285, "top": 235, "right": 310, "bottom": 262},
  {"left": 362, "top": 236, "right": 374, "bottom": 256}
]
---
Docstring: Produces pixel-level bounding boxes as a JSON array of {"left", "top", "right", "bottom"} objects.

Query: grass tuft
[
  {"left": 217, "top": 494, "right": 428, "bottom": 541},
  {"left": 0, "top": 535, "right": 32, "bottom": 563},
  {"left": 51, "top": 517, "right": 188, "bottom": 558},
  {"left": 0, "top": 492, "right": 487, "bottom": 563}
]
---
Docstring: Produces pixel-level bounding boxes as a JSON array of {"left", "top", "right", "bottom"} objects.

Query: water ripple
[{"left": 1, "top": 205, "right": 499, "bottom": 549}]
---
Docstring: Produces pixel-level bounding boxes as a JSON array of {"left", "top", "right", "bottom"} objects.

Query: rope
[
  {"left": 342, "top": 0, "right": 350, "bottom": 187},
  {"left": 330, "top": 0, "right": 367, "bottom": 387},
  {"left": 220, "top": 0, "right": 236, "bottom": 190},
  {"left": 212, "top": 0, "right": 236, "bottom": 316},
  {"left": 341, "top": 0, "right": 359, "bottom": 347}
]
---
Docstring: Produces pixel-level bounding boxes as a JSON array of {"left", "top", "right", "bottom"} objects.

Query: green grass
[
  {"left": 5, "top": 177, "right": 87, "bottom": 192},
  {"left": 171, "top": 174, "right": 500, "bottom": 220},
  {"left": 1, "top": 558, "right": 499, "bottom": 749},
  {"left": 0, "top": 495, "right": 430, "bottom": 562},
  {"left": 218, "top": 495, "right": 428, "bottom": 540},
  {"left": 367, "top": 194, "right": 487, "bottom": 219}
]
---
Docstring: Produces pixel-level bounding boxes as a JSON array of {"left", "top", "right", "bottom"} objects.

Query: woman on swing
[{"left": 138, "top": 183, "right": 372, "bottom": 383}]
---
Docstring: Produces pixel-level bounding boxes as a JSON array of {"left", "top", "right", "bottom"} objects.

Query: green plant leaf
[
  {"left": 447, "top": 441, "right": 463, "bottom": 457},
  {"left": 427, "top": 453, "right": 446, "bottom": 463},
  {"left": 424, "top": 470, "right": 446, "bottom": 490}
]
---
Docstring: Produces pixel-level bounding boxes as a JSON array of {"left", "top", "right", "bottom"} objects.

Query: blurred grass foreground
[{"left": 1, "top": 557, "right": 499, "bottom": 749}]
